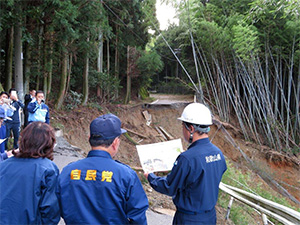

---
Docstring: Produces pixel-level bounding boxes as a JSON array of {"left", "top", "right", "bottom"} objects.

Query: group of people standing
[
  {"left": 0, "top": 89, "right": 49, "bottom": 161},
  {"left": 0, "top": 103, "right": 227, "bottom": 225}
]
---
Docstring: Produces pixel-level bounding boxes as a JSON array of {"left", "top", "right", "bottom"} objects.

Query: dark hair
[
  {"left": 183, "top": 122, "right": 209, "bottom": 134},
  {"left": 89, "top": 137, "right": 116, "bottom": 148},
  {"left": 8, "top": 88, "right": 16, "bottom": 94},
  {"left": 14, "top": 122, "right": 56, "bottom": 160},
  {"left": 35, "top": 90, "right": 44, "bottom": 96},
  {"left": 0, "top": 91, "right": 9, "bottom": 98}
]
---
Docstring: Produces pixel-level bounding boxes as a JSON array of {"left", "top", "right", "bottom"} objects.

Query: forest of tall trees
[
  {"left": 0, "top": 0, "right": 299, "bottom": 153},
  {"left": 0, "top": 0, "right": 162, "bottom": 107}
]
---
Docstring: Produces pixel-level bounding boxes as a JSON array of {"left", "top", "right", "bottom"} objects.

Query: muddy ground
[{"left": 50, "top": 94, "right": 300, "bottom": 224}]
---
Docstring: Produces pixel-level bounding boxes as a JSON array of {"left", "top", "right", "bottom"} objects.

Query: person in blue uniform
[
  {"left": 57, "top": 113, "right": 149, "bottom": 225},
  {"left": 0, "top": 122, "right": 60, "bottom": 224},
  {"left": 23, "top": 89, "right": 36, "bottom": 128},
  {"left": 0, "top": 106, "right": 14, "bottom": 161},
  {"left": 27, "top": 90, "right": 50, "bottom": 124},
  {"left": 144, "top": 103, "right": 227, "bottom": 225},
  {"left": 5, "top": 88, "right": 24, "bottom": 149},
  {"left": 0, "top": 92, "right": 14, "bottom": 153}
]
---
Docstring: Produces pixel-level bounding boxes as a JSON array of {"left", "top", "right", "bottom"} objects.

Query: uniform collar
[
  {"left": 188, "top": 137, "right": 210, "bottom": 149},
  {"left": 87, "top": 150, "right": 112, "bottom": 159}
]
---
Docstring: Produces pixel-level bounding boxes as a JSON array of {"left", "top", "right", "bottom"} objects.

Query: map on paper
[{"left": 136, "top": 139, "right": 183, "bottom": 173}]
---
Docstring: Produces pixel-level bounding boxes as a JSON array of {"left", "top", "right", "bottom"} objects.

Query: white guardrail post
[{"left": 219, "top": 182, "right": 300, "bottom": 225}]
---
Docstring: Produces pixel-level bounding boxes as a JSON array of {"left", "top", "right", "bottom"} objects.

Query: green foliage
[
  {"left": 219, "top": 161, "right": 300, "bottom": 224},
  {"left": 138, "top": 86, "right": 149, "bottom": 100},
  {"left": 155, "top": 80, "right": 194, "bottom": 95},
  {"left": 50, "top": 121, "right": 65, "bottom": 131},
  {"left": 64, "top": 90, "right": 83, "bottom": 110},
  {"left": 232, "top": 21, "right": 260, "bottom": 60},
  {"left": 87, "top": 100, "right": 102, "bottom": 111},
  {"left": 136, "top": 49, "right": 164, "bottom": 88},
  {"left": 89, "top": 70, "right": 121, "bottom": 103},
  {"left": 282, "top": 146, "right": 300, "bottom": 155}
]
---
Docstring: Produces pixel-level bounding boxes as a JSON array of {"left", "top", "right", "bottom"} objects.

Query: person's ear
[
  {"left": 189, "top": 125, "right": 195, "bottom": 133},
  {"left": 112, "top": 137, "right": 120, "bottom": 150}
]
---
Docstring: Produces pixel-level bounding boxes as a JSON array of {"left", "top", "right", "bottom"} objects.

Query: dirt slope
[{"left": 50, "top": 94, "right": 300, "bottom": 223}]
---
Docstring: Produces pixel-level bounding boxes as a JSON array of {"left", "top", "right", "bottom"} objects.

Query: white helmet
[{"left": 178, "top": 103, "right": 213, "bottom": 125}]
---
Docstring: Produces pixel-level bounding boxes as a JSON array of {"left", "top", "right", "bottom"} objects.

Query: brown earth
[{"left": 50, "top": 94, "right": 300, "bottom": 224}]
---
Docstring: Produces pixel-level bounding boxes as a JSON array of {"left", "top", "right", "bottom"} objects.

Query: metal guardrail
[{"left": 219, "top": 182, "right": 300, "bottom": 225}]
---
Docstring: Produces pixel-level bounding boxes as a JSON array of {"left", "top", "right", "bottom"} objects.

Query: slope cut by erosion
[{"left": 50, "top": 94, "right": 300, "bottom": 222}]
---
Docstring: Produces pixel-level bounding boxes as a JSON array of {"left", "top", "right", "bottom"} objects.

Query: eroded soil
[{"left": 50, "top": 94, "right": 300, "bottom": 224}]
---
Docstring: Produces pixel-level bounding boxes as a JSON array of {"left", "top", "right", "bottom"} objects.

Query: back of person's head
[
  {"left": 89, "top": 113, "right": 126, "bottom": 147},
  {"left": 178, "top": 103, "right": 212, "bottom": 137},
  {"left": 15, "top": 122, "right": 56, "bottom": 160}
]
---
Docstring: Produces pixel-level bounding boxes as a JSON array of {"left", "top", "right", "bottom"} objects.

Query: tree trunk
[
  {"left": 14, "top": 24, "right": 24, "bottom": 100},
  {"left": 43, "top": 26, "right": 48, "bottom": 99},
  {"left": 55, "top": 47, "right": 68, "bottom": 110},
  {"left": 23, "top": 41, "right": 31, "bottom": 94},
  {"left": 65, "top": 53, "right": 73, "bottom": 98},
  {"left": 97, "top": 30, "right": 103, "bottom": 97},
  {"left": 82, "top": 36, "right": 89, "bottom": 105},
  {"left": 124, "top": 46, "right": 131, "bottom": 104},
  {"left": 107, "top": 38, "right": 110, "bottom": 74},
  {"left": 5, "top": 27, "right": 14, "bottom": 91},
  {"left": 36, "top": 25, "right": 44, "bottom": 91},
  {"left": 114, "top": 25, "right": 120, "bottom": 98},
  {"left": 47, "top": 32, "right": 54, "bottom": 96},
  {"left": 295, "top": 59, "right": 300, "bottom": 143},
  {"left": 82, "top": 55, "right": 89, "bottom": 105}
]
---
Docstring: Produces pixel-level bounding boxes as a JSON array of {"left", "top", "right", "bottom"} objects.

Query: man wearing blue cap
[{"left": 57, "top": 113, "right": 148, "bottom": 225}]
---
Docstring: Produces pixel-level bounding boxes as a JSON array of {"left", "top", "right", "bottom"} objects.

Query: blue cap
[
  {"left": 0, "top": 107, "right": 5, "bottom": 119},
  {"left": 90, "top": 114, "right": 127, "bottom": 140}
]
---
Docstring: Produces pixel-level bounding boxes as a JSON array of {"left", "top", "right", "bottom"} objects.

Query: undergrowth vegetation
[{"left": 218, "top": 161, "right": 299, "bottom": 224}]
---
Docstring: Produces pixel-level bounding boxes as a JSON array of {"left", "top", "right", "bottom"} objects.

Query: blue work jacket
[
  {"left": 0, "top": 157, "right": 60, "bottom": 225},
  {"left": 27, "top": 101, "right": 50, "bottom": 124},
  {"left": 148, "top": 138, "right": 227, "bottom": 214},
  {"left": 57, "top": 150, "right": 149, "bottom": 225},
  {"left": 6, "top": 100, "right": 24, "bottom": 124}
]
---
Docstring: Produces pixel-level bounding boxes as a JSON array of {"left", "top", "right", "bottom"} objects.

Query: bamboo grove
[{"left": 154, "top": 0, "right": 299, "bottom": 152}]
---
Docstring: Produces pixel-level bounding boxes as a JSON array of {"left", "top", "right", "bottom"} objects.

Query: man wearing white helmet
[{"left": 145, "top": 103, "right": 227, "bottom": 225}]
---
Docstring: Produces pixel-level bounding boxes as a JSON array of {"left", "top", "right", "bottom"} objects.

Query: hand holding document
[{"left": 136, "top": 139, "right": 183, "bottom": 173}]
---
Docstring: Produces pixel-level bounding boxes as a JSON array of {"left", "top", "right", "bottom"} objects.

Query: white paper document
[
  {"left": 0, "top": 138, "right": 7, "bottom": 144},
  {"left": 136, "top": 138, "right": 183, "bottom": 173}
]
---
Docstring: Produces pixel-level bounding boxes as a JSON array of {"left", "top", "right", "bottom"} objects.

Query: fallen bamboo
[
  {"left": 158, "top": 126, "right": 174, "bottom": 140},
  {"left": 126, "top": 128, "right": 148, "bottom": 139},
  {"left": 155, "top": 126, "right": 167, "bottom": 141},
  {"left": 123, "top": 133, "right": 139, "bottom": 145}
]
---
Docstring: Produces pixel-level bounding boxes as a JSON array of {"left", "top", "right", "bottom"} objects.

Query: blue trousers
[
  {"left": 173, "top": 208, "right": 216, "bottom": 225},
  {"left": 5, "top": 122, "right": 20, "bottom": 149}
]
